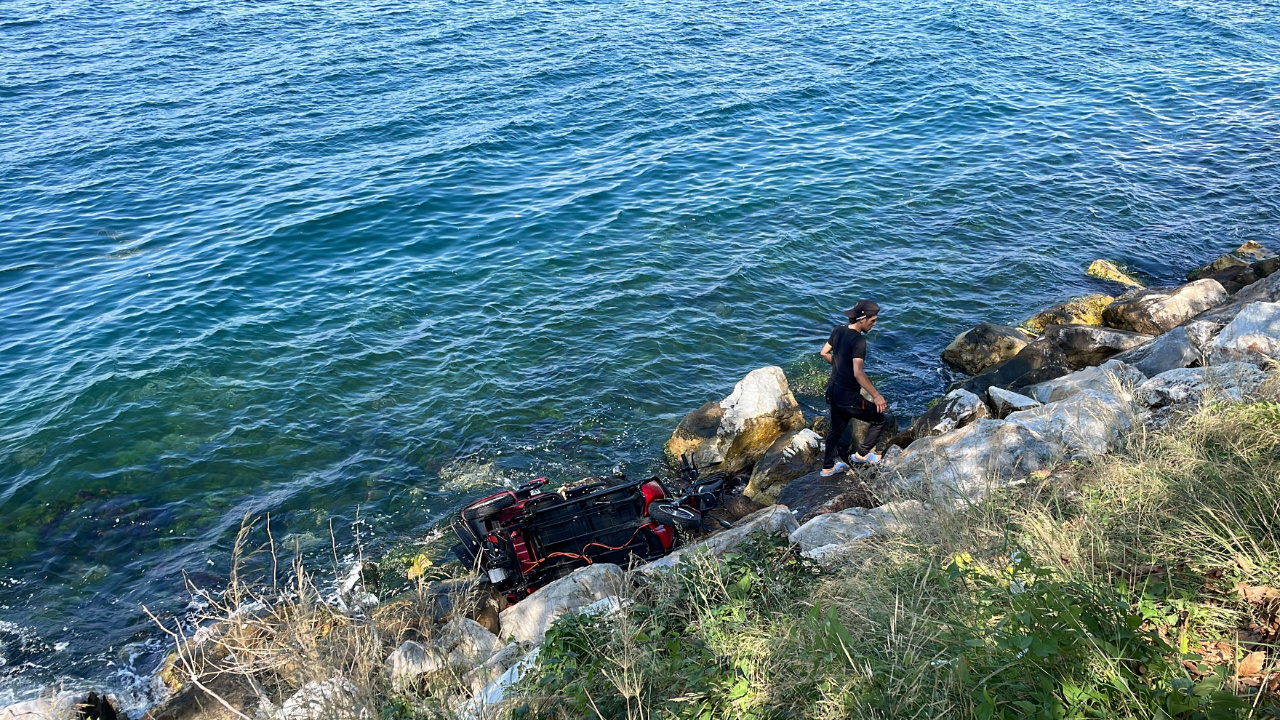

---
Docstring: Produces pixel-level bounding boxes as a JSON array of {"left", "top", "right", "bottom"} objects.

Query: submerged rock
[
  {"left": 1208, "top": 301, "right": 1280, "bottom": 366},
  {"left": 987, "top": 386, "right": 1041, "bottom": 418},
  {"left": 1188, "top": 253, "right": 1251, "bottom": 282},
  {"left": 1102, "top": 280, "right": 1228, "bottom": 335},
  {"left": 1233, "top": 241, "right": 1277, "bottom": 263},
  {"left": 1087, "top": 260, "right": 1143, "bottom": 288},
  {"left": 1044, "top": 323, "right": 1154, "bottom": 369},
  {"left": 743, "top": 428, "right": 823, "bottom": 504},
  {"left": 941, "top": 323, "right": 1030, "bottom": 375},
  {"left": 1020, "top": 294, "right": 1114, "bottom": 335},
  {"left": 668, "top": 366, "right": 805, "bottom": 474},
  {"left": 956, "top": 337, "right": 1072, "bottom": 398}
]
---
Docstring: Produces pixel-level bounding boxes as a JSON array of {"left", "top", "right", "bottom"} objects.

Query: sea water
[{"left": 2, "top": 0, "right": 1279, "bottom": 705}]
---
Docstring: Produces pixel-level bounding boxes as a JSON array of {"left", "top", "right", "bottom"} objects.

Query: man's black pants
[{"left": 823, "top": 388, "right": 891, "bottom": 469}]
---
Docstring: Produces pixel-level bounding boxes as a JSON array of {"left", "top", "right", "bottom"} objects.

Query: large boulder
[
  {"left": 498, "top": 564, "right": 625, "bottom": 644},
  {"left": 941, "top": 323, "right": 1030, "bottom": 374},
  {"left": 668, "top": 367, "right": 805, "bottom": 474},
  {"left": 1189, "top": 253, "right": 1251, "bottom": 281},
  {"left": 776, "top": 469, "right": 874, "bottom": 522},
  {"left": 1004, "top": 389, "right": 1137, "bottom": 458},
  {"left": 1208, "top": 302, "right": 1280, "bottom": 366},
  {"left": 788, "top": 500, "right": 927, "bottom": 559},
  {"left": 1189, "top": 269, "right": 1280, "bottom": 326},
  {"left": 1136, "top": 363, "right": 1270, "bottom": 409},
  {"left": 386, "top": 617, "right": 503, "bottom": 685},
  {"left": 882, "top": 420, "right": 1054, "bottom": 500},
  {"left": 987, "top": 386, "right": 1041, "bottom": 418},
  {"left": 1044, "top": 323, "right": 1154, "bottom": 369},
  {"left": 640, "top": 506, "right": 798, "bottom": 574},
  {"left": 460, "top": 641, "right": 534, "bottom": 696},
  {"left": 1020, "top": 295, "right": 1114, "bottom": 335},
  {"left": 1110, "top": 325, "right": 1203, "bottom": 377},
  {"left": 1102, "top": 280, "right": 1228, "bottom": 335},
  {"left": 956, "top": 337, "right": 1072, "bottom": 398},
  {"left": 279, "top": 678, "right": 366, "bottom": 720},
  {"left": 894, "top": 389, "right": 989, "bottom": 448},
  {"left": 1087, "top": 260, "right": 1143, "bottom": 288},
  {"left": 1023, "top": 359, "right": 1145, "bottom": 404},
  {"left": 743, "top": 429, "right": 824, "bottom": 504}
]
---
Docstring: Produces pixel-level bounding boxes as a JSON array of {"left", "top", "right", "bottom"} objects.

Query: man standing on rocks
[{"left": 820, "top": 300, "right": 891, "bottom": 475}]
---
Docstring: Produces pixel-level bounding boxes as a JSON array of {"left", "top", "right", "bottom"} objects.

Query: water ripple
[{"left": 3, "top": 0, "right": 1280, "bottom": 705}]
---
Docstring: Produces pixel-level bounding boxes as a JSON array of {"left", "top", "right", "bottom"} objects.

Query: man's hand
[{"left": 873, "top": 395, "right": 888, "bottom": 413}]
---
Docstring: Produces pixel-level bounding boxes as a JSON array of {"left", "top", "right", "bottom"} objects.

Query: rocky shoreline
[{"left": 6, "top": 242, "right": 1280, "bottom": 720}]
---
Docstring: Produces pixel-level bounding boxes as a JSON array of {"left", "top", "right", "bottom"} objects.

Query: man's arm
[
  {"left": 853, "top": 358, "right": 887, "bottom": 413},
  {"left": 820, "top": 342, "right": 834, "bottom": 365}
]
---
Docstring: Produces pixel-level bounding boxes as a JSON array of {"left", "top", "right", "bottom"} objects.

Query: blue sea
[{"left": 2, "top": 0, "right": 1279, "bottom": 707}]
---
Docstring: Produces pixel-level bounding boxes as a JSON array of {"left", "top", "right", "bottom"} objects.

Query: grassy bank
[
  {"left": 165, "top": 386, "right": 1280, "bottom": 720},
  {"left": 514, "top": 393, "right": 1280, "bottom": 719}
]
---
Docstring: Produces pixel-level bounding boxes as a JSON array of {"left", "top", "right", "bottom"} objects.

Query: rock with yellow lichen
[
  {"left": 1087, "top": 259, "right": 1143, "bottom": 288},
  {"left": 1020, "top": 294, "right": 1114, "bottom": 334}
]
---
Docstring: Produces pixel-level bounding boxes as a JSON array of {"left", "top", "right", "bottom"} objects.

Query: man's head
[{"left": 843, "top": 300, "right": 880, "bottom": 331}]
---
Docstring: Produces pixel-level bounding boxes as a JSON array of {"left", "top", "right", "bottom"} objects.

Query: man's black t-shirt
[{"left": 827, "top": 325, "right": 868, "bottom": 396}]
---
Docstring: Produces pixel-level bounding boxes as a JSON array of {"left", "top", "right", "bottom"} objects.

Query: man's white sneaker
[
  {"left": 852, "top": 451, "right": 880, "bottom": 465},
  {"left": 820, "top": 461, "right": 851, "bottom": 477}
]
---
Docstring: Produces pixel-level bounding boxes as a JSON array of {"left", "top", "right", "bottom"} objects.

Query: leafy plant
[{"left": 941, "top": 551, "right": 1247, "bottom": 719}]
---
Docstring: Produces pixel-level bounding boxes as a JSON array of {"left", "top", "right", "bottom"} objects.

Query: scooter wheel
[
  {"left": 462, "top": 494, "right": 516, "bottom": 521},
  {"left": 648, "top": 499, "right": 703, "bottom": 531}
]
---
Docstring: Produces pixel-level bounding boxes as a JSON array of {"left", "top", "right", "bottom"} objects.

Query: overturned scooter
[{"left": 449, "top": 456, "right": 740, "bottom": 604}]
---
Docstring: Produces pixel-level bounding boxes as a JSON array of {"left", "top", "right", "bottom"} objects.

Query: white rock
[
  {"left": 497, "top": 563, "right": 625, "bottom": 644},
  {"left": 442, "top": 617, "right": 503, "bottom": 671},
  {"left": 1136, "top": 363, "right": 1270, "bottom": 409},
  {"left": 911, "top": 388, "right": 990, "bottom": 438},
  {"left": 639, "top": 505, "right": 799, "bottom": 574},
  {"left": 455, "top": 646, "right": 541, "bottom": 720},
  {"left": 279, "top": 678, "right": 366, "bottom": 720},
  {"left": 788, "top": 500, "right": 925, "bottom": 554},
  {"left": 987, "top": 387, "right": 1041, "bottom": 418},
  {"left": 1103, "top": 279, "right": 1229, "bottom": 335},
  {"left": 1005, "top": 389, "right": 1138, "bottom": 458},
  {"left": 386, "top": 640, "right": 445, "bottom": 684},
  {"left": 1023, "top": 359, "right": 1145, "bottom": 404},
  {"left": 668, "top": 367, "right": 806, "bottom": 474},
  {"left": 744, "top": 428, "right": 824, "bottom": 504},
  {"left": 1208, "top": 302, "right": 1280, "bottom": 365},
  {"left": 460, "top": 641, "right": 534, "bottom": 696},
  {"left": 884, "top": 420, "right": 1055, "bottom": 500}
]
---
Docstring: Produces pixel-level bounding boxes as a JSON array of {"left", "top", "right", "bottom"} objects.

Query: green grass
[{"left": 511, "top": 397, "right": 1280, "bottom": 719}]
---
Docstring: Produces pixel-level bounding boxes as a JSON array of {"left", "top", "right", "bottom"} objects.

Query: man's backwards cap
[{"left": 843, "top": 300, "right": 880, "bottom": 321}]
